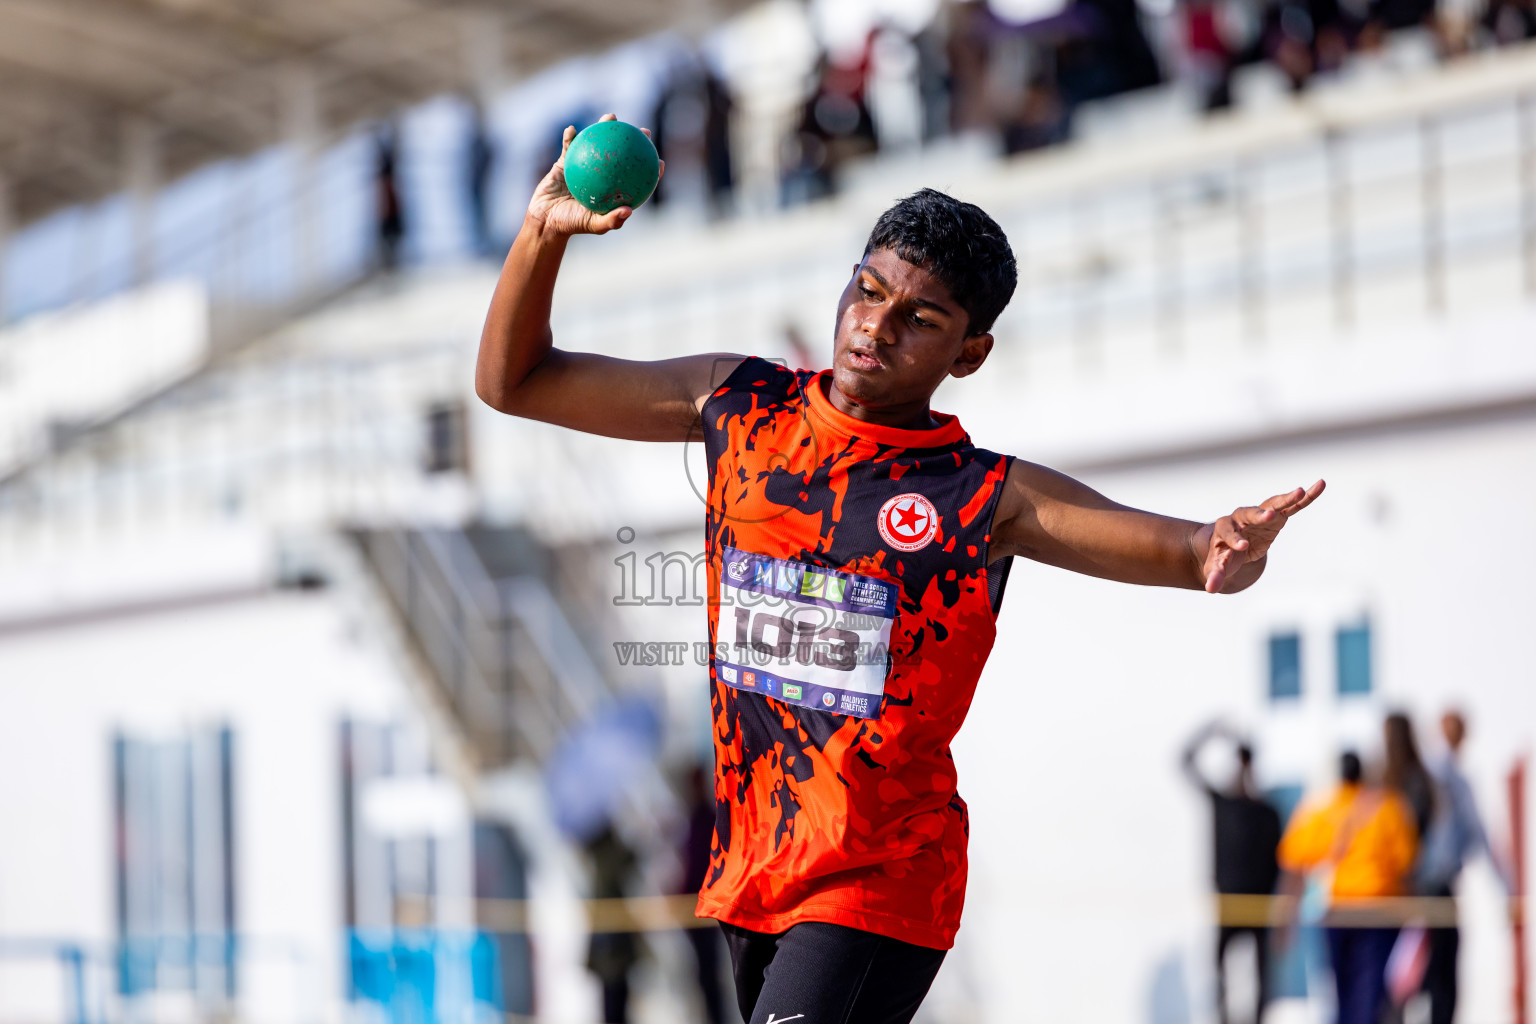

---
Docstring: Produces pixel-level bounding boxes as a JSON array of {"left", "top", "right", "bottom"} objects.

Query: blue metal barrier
[{"left": 346, "top": 929, "right": 502, "bottom": 1024}]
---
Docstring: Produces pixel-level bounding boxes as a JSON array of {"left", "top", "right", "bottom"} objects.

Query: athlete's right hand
[{"left": 526, "top": 113, "right": 664, "bottom": 237}]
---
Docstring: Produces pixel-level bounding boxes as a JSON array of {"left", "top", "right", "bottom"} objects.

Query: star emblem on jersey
[{"left": 877, "top": 493, "right": 939, "bottom": 552}]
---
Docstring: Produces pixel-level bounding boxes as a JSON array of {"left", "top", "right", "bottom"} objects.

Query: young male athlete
[{"left": 476, "top": 115, "right": 1326, "bottom": 1024}]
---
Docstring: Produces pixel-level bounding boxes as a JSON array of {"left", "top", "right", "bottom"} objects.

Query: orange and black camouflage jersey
[{"left": 695, "top": 357, "right": 1013, "bottom": 950}]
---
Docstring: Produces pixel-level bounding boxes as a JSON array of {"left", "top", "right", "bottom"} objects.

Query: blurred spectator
[
  {"left": 1380, "top": 713, "right": 1435, "bottom": 1023},
  {"left": 781, "top": 47, "right": 878, "bottom": 206},
  {"left": 1182, "top": 722, "right": 1282, "bottom": 1024},
  {"left": 702, "top": 69, "right": 736, "bottom": 218},
  {"left": 466, "top": 102, "right": 496, "bottom": 257},
  {"left": 678, "top": 765, "right": 727, "bottom": 1024},
  {"left": 999, "top": 0, "right": 1163, "bottom": 134},
  {"left": 584, "top": 822, "right": 642, "bottom": 1024},
  {"left": 1414, "top": 710, "right": 1513, "bottom": 1024},
  {"left": 780, "top": 97, "right": 832, "bottom": 205},
  {"left": 648, "top": 72, "right": 678, "bottom": 208},
  {"left": 474, "top": 822, "right": 536, "bottom": 1016},
  {"left": 1278, "top": 752, "right": 1418, "bottom": 1024},
  {"left": 945, "top": 1, "right": 997, "bottom": 133},
  {"left": 651, "top": 55, "right": 736, "bottom": 218},
  {"left": 1482, "top": 0, "right": 1536, "bottom": 44},
  {"left": 1073, "top": 0, "right": 1166, "bottom": 97},
  {"left": 374, "top": 124, "right": 405, "bottom": 270},
  {"left": 913, "top": 14, "right": 954, "bottom": 142},
  {"left": 868, "top": 24, "right": 926, "bottom": 151},
  {"left": 1370, "top": 0, "right": 1437, "bottom": 33},
  {"left": 1384, "top": 711, "right": 1436, "bottom": 841},
  {"left": 1001, "top": 76, "right": 1068, "bottom": 154},
  {"left": 1256, "top": 0, "right": 1347, "bottom": 91},
  {"left": 1265, "top": 12, "right": 1316, "bottom": 91},
  {"left": 772, "top": 0, "right": 1536, "bottom": 178},
  {"left": 1182, "top": 0, "right": 1236, "bottom": 110}
]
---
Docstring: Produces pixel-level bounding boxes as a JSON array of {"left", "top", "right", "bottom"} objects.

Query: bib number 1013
[{"left": 733, "top": 608, "right": 858, "bottom": 671}]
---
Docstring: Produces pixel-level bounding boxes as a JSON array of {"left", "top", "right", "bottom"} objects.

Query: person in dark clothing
[
  {"left": 1066, "top": 0, "right": 1164, "bottom": 100},
  {"left": 375, "top": 124, "right": 405, "bottom": 270},
  {"left": 781, "top": 49, "right": 879, "bottom": 206},
  {"left": 912, "top": 15, "right": 952, "bottom": 143},
  {"left": 679, "top": 764, "right": 727, "bottom": 1024},
  {"left": 650, "top": 58, "right": 735, "bottom": 219},
  {"left": 1000, "top": 77, "right": 1068, "bottom": 155},
  {"left": 702, "top": 69, "right": 735, "bottom": 220},
  {"left": 466, "top": 103, "right": 496, "bottom": 256},
  {"left": 1368, "top": 0, "right": 1438, "bottom": 32},
  {"left": 584, "top": 822, "right": 641, "bottom": 1024},
  {"left": 1182, "top": 0, "right": 1236, "bottom": 110},
  {"left": 474, "top": 822, "right": 535, "bottom": 1016},
  {"left": 1183, "top": 721, "right": 1283, "bottom": 1024},
  {"left": 1483, "top": 0, "right": 1536, "bottom": 44},
  {"left": 1384, "top": 712, "right": 1435, "bottom": 841}
]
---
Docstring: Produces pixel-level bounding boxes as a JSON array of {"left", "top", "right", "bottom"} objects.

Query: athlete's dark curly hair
[{"left": 863, "top": 188, "right": 1018, "bottom": 336}]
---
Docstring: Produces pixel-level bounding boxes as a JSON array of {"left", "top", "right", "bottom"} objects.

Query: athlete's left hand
[{"left": 1200, "top": 480, "right": 1326, "bottom": 593}]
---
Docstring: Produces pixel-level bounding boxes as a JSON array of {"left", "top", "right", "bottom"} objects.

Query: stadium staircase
[{"left": 350, "top": 525, "right": 618, "bottom": 771}]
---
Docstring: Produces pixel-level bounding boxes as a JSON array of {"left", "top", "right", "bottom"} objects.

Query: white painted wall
[{"left": 0, "top": 560, "right": 423, "bottom": 1024}]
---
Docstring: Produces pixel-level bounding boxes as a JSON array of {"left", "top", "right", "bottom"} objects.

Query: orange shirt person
[
  {"left": 1279, "top": 752, "right": 1417, "bottom": 1024},
  {"left": 1280, "top": 776, "right": 1417, "bottom": 901}
]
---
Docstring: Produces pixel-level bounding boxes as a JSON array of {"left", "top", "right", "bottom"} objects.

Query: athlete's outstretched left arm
[{"left": 989, "top": 461, "right": 1325, "bottom": 594}]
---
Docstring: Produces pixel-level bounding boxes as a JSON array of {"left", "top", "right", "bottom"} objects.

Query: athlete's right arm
[{"left": 475, "top": 115, "right": 743, "bottom": 442}]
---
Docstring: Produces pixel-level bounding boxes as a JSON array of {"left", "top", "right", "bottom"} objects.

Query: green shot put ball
[{"left": 563, "top": 120, "right": 661, "bottom": 215}]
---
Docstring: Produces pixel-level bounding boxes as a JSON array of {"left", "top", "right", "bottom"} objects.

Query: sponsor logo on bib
[
  {"left": 728, "top": 558, "right": 750, "bottom": 581},
  {"left": 877, "top": 493, "right": 939, "bottom": 552},
  {"left": 847, "top": 579, "right": 888, "bottom": 610},
  {"left": 821, "top": 692, "right": 836, "bottom": 708}
]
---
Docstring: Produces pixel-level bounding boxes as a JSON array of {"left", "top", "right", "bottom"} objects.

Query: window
[
  {"left": 114, "top": 726, "right": 236, "bottom": 1004},
  {"left": 1337, "top": 620, "right": 1373, "bottom": 695},
  {"left": 423, "top": 401, "right": 468, "bottom": 474},
  {"left": 1268, "top": 632, "right": 1302, "bottom": 699}
]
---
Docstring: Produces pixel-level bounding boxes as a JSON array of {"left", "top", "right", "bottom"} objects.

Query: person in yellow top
[{"left": 1279, "top": 751, "right": 1419, "bottom": 1024}]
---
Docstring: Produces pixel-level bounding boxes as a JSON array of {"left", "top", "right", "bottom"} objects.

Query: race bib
[{"left": 716, "top": 545, "right": 897, "bottom": 719}]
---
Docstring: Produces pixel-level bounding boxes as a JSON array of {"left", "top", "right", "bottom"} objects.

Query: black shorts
[{"left": 721, "top": 920, "right": 947, "bottom": 1024}]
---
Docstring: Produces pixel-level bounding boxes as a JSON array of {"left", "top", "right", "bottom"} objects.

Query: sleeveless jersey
[{"left": 695, "top": 357, "right": 1012, "bottom": 949}]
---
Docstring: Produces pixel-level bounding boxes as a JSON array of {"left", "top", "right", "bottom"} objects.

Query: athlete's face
[{"left": 829, "top": 249, "right": 993, "bottom": 428}]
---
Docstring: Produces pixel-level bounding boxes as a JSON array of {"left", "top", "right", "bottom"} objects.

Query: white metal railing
[{"left": 5, "top": 48, "right": 1536, "bottom": 543}]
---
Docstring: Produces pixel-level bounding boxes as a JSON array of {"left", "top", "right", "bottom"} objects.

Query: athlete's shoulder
[
  {"left": 701, "top": 357, "right": 812, "bottom": 426},
  {"left": 699, "top": 357, "right": 810, "bottom": 451},
  {"left": 707, "top": 355, "right": 804, "bottom": 402},
  {"left": 944, "top": 434, "right": 1011, "bottom": 472}
]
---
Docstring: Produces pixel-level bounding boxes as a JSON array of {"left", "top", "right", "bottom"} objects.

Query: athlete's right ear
[{"left": 949, "top": 333, "right": 993, "bottom": 379}]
